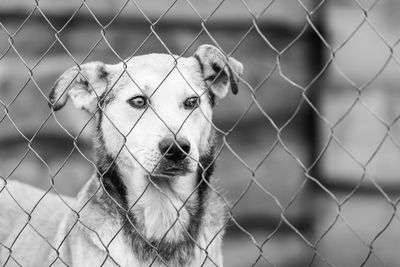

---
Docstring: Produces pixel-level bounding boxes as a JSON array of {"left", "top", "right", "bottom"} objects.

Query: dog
[{"left": 0, "top": 44, "right": 243, "bottom": 267}]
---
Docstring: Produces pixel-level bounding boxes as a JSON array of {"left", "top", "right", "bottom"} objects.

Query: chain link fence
[{"left": 1, "top": 0, "right": 400, "bottom": 266}]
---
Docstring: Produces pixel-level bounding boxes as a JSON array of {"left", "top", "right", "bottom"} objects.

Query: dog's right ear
[{"left": 48, "top": 61, "right": 109, "bottom": 113}]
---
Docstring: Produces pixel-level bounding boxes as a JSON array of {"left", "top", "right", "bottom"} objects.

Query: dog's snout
[{"left": 159, "top": 137, "right": 191, "bottom": 162}]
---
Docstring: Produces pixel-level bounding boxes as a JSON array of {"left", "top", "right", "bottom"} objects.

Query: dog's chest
[
  {"left": 72, "top": 178, "right": 225, "bottom": 266},
  {"left": 74, "top": 228, "right": 222, "bottom": 267}
]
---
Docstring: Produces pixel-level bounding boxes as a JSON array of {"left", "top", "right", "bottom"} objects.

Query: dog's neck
[
  {"left": 92, "top": 149, "right": 216, "bottom": 266},
  {"left": 120, "top": 164, "right": 198, "bottom": 242}
]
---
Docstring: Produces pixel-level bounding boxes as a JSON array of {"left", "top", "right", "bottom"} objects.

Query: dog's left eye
[
  {"left": 128, "top": 96, "right": 148, "bottom": 109},
  {"left": 184, "top": 97, "right": 200, "bottom": 109}
]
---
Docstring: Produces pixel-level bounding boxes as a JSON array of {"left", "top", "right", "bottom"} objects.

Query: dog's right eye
[{"left": 128, "top": 96, "right": 148, "bottom": 109}]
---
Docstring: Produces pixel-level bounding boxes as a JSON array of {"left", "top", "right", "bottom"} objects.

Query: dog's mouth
[
  {"left": 151, "top": 160, "right": 191, "bottom": 179},
  {"left": 151, "top": 168, "right": 189, "bottom": 179},
  {"left": 149, "top": 168, "right": 190, "bottom": 187}
]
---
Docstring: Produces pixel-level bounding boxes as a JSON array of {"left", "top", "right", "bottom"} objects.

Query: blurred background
[{"left": 1, "top": 0, "right": 400, "bottom": 266}]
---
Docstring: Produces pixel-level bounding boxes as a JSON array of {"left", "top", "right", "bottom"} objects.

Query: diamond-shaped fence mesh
[{"left": 1, "top": 0, "right": 400, "bottom": 266}]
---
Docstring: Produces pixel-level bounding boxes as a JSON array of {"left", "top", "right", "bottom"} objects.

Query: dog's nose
[{"left": 158, "top": 137, "right": 191, "bottom": 162}]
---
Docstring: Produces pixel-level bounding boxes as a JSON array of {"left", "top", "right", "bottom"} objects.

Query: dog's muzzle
[{"left": 153, "top": 137, "right": 191, "bottom": 177}]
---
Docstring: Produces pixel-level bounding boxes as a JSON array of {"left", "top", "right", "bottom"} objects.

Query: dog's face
[
  {"left": 49, "top": 45, "right": 243, "bottom": 180},
  {"left": 99, "top": 55, "right": 214, "bottom": 177}
]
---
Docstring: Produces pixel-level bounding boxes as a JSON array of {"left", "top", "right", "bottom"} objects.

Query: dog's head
[{"left": 49, "top": 45, "right": 243, "bottom": 180}]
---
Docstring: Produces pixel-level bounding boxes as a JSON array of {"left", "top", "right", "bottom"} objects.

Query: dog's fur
[{"left": 0, "top": 44, "right": 243, "bottom": 267}]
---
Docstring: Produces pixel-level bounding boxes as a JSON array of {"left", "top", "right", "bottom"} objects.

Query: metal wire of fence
[{"left": 1, "top": 0, "right": 400, "bottom": 266}]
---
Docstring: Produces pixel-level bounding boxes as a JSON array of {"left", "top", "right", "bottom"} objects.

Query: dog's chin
[
  {"left": 149, "top": 163, "right": 193, "bottom": 184},
  {"left": 150, "top": 169, "right": 190, "bottom": 180},
  {"left": 148, "top": 170, "right": 193, "bottom": 188},
  {"left": 151, "top": 158, "right": 193, "bottom": 178}
]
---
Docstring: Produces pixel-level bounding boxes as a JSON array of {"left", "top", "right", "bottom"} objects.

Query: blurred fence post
[{"left": 302, "top": 3, "right": 329, "bottom": 265}]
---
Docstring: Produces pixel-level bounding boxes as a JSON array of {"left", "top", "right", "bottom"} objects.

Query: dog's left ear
[
  {"left": 48, "top": 61, "right": 109, "bottom": 113},
  {"left": 194, "top": 44, "right": 243, "bottom": 99}
]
